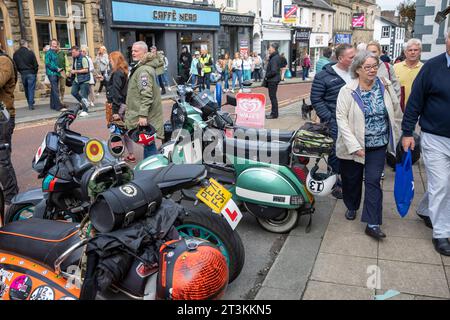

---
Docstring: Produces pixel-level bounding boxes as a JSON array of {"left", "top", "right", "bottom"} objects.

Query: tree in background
[{"left": 398, "top": 0, "right": 416, "bottom": 40}]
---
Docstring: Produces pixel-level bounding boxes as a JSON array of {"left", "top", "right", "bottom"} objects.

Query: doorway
[{"left": 136, "top": 31, "right": 155, "bottom": 49}]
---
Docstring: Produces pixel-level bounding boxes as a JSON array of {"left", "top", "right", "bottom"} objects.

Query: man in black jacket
[
  {"left": 265, "top": 43, "right": 282, "bottom": 119},
  {"left": 310, "top": 43, "right": 355, "bottom": 200},
  {"left": 401, "top": 29, "right": 450, "bottom": 256},
  {"left": 13, "top": 40, "right": 39, "bottom": 110}
]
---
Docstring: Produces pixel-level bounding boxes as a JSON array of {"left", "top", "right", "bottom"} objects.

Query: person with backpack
[
  {"left": 0, "top": 43, "right": 19, "bottom": 211},
  {"left": 367, "top": 41, "right": 401, "bottom": 100},
  {"left": 70, "top": 45, "right": 91, "bottom": 116}
]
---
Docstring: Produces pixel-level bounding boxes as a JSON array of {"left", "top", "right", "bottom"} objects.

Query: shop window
[
  {"left": 273, "top": 0, "right": 281, "bottom": 18},
  {"left": 74, "top": 22, "right": 87, "bottom": 47},
  {"left": 54, "top": 0, "right": 68, "bottom": 17},
  {"left": 36, "top": 21, "right": 52, "bottom": 51},
  {"left": 56, "top": 23, "right": 70, "bottom": 48},
  {"left": 34, "top": 0, "right": 50, "bottom": 16}
]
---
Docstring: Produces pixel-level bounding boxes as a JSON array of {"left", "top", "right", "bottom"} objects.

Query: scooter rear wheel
[
  {"left": 3, "top": 203, "right": 35, "bottom": 224},
  {"left": 256, "top": 209, "right": 299, "bottom": 234}
]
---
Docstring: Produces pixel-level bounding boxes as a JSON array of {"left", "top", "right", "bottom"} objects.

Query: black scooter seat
[
  {"left": 224, "top": 138, "right": 291, "bottom": 166},
  {"left": 0, "top": 219, "right": 82, "bottom": 271},
  {"left": 136, "top": 164, "right": 206, "bottom": 193},
  {"left": 232, "top": 126, "right": 295, "bottom": 143}
]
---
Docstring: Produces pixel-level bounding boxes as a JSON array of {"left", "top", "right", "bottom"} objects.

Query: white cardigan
[{"left": 335, "top": 77, "right": 403, "bottom": 164}]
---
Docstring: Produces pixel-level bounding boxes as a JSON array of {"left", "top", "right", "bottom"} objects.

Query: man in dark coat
[
  {"left": 13, "top": 40, "right": 39, "bottom": 110},
  {"left": 265, "top": 43, "right": 282, "bottom": 119},
  {"left": 310, "top": 43, "right": 355, "bottom": 200},
  {"left": 179, "top": 46, "right": 192, "bottom": 84}
]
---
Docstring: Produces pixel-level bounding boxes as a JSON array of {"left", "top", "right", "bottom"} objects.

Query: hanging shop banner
[
  {"left": 235, "top": 93, "right": 266, "bottom": 129},
  {"left": 283, "top": 5, "right": 298, "bottom": 24},
  {"left": 335, "top": 34, "right": 352, "bottom": 44},
  {"left": 295, "top": 28, "right": 312, "bottom": 43},
  {"left": 352, "top": 13, "right": 365, "bottom": 28}
]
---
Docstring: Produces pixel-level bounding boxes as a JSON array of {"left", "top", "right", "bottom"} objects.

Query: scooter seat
[
  {"left": 232, "top": 126, "right": 295, "bottom": 143},
  {"left": 136, "top": 164, "right": 206, "bottom": 193},
  {"left": 224, "top": 137, "right": 291, "bottom": 166},
  {"left": 0, "top": 219, "right": 82, "bottom": 271}
]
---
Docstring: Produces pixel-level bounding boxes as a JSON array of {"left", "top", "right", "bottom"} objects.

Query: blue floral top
[{"left": 360, "top": 81, "right": 389, "bottom": 148}]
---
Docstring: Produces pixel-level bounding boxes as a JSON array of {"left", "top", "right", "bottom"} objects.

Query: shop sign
[
  {"left": 235, "top": 93, "right": 266, "bottom": 129},
  {"left": 112, "top": 1, "right": 220, "bottom": 28},
  {"left": 335, "top": 34, "right": 352, "bottom": 44},
  {"left": 310, "top": 33, "right": 330, "bottom": 48},
  {"left": 221, "top": 14, "right": 254, "bottom": 26},
  {"left": 295, "top": 28, "right": 311, "bottom": 42},
  {"left": 239, "top": 39, "right": 249, "bottom": 55},
  {"left": 283, "top": 5, "right": 298, "bottom": 24},
  {"left": 352, "top": 13, "right": 365, "bottom": 28}
]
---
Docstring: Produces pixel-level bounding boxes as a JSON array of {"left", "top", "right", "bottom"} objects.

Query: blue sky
[{"left": 377, "top": 0, "right": 402, "bottom": 10}]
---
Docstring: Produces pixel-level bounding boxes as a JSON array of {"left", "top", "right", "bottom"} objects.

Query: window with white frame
[
  {"left": 226, "top": 0, "right": 235, "bottom": 9},
  {"left": 382, "top": 26, "right": 390, "bottom": 38}
]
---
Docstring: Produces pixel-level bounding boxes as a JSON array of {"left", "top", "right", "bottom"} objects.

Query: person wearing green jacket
[
  {"left": 150, "top": 46, "right": 166, "bottom": 95},
  {"left": 315, "top": 47, "right": 333, "bottom": 74},
  {"left": 126, "top": 41, "right": 163, "bottom": 158},
  {"left": 45, "top": 39, "right": 65, "bottom": 111}
]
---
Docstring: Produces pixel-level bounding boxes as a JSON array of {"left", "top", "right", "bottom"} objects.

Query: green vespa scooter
[{"left": 136, "top": 84, "right": 317, "bottom": 234}]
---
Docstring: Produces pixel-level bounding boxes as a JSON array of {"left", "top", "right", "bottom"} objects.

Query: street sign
[
  {"left": 352, "top": 13, "right": 365, "bottom": 28},
  {"left": 283, "top": 5, "right": 298, "bottom": 24}
]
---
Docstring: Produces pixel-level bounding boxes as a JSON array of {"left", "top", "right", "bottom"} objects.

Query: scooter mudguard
[
  {"left": 135, "top": 154, "right": 170, "bottom": 171},
  {"left": 11, "top": 188, "right": 44, "bottom": 206},
  {"left": 0, "top": 252, "right": 80, "bottom": 300},
  {"left": 235, "top": 167, "right": 302, "bottom": 209}
]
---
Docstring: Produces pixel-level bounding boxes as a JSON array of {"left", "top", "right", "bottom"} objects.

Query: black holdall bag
[{"left": 89, "top": 178, "right": 163, "bottom": 233}]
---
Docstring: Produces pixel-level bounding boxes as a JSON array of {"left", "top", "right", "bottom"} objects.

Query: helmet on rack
[
  {"left": 306, "top": 164, "right": 337, "bottom": 197},
  {"left": 128, "top": 125, "right": 156, "bottom": 146}
]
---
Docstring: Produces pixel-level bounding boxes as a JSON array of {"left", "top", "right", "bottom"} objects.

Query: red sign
[
  {"left": 352, "top": 13, "right": 365, "bottom": 28},
  {"left": 235, "top": 93, "right": 266, "bottom": 129}
]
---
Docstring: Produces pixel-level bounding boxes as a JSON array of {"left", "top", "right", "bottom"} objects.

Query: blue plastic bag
[
  {"left": 394, "top": 149, "right": 414, "bottom": 217},
  {"left": 285, "top": 69, "right": 292, "bottom": 79}
]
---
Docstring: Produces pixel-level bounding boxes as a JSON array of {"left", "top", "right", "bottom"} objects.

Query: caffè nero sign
[{"left": 153, "top": 10, "right": 198, "bottom": 23}]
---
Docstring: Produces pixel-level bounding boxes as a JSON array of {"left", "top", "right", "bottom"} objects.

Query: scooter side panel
[
  {"left": 135, "top": 154, "right": 170, "bottom": 171},
  {"left": 235, "top": 167, "right": 299, "bottom": 209},
  {"left": 0, "top": 252, "right": 80, "bottom": 300}
]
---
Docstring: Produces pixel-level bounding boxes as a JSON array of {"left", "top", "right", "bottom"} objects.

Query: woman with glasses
[{"left": 335, "top": 50, "right": 402, "bottom": 240}]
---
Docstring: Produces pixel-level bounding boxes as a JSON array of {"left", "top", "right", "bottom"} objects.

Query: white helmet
[{"left": 306, "top": 165, "right": 337, "bottom": 197}]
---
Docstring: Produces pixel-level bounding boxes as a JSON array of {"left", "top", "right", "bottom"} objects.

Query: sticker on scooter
[
  {"left": 9, "top": 275, "right": 32, "bottom": 300},
  {"left": 220, "top": 199, "right": 243, "bottom": 230},
  {"left": 30, "top": 285, "right": 55, "bottom": 300}
]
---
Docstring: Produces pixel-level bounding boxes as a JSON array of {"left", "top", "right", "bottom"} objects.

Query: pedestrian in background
[
  {"left": 190, "top": 51, "right": 200, "bottom": 87},
  {"left": 394, "top": 39, "right": 424, "bottom": 111},
  {"left": 126, "top": 41, "right": 164, "bottom": 158},
  {"left": 106, "top": 51, "right": 135, "bottom": 163},
  {"left": 0, "top": 43, "right": 19, "bottom": 211},
  {"left": 161, "top": 51, "right": 170, "bottom": 90},
  {"left": 242, "top": 52, "right": 253, "bottom": 81},
  {"left": 401, "top": 29, "right": 450, "bottom": 256},
  {"left": 336, "top": 50, "right": 401, "bottom": 239},
  {"left": 301, "top": 53, "right": 311, "bottom": 80},
  {"left": 56, "top": 41, "right": 70, "bottom": 107},
  {"left": 310, "top": 43, "right": 356, "bottom": 199},
  {"left": 179, "top": 46, "right": 192, "bottom": 84},
  {"left": 95, "top": 45, "right": 109, "bottom": 95},
  {"left": 13, "top": 39, "right": 38, "bottom": 110},
  {"left": 81, "top": 46, "right": 96, "bottom": 108},
  {"left": 45, "top": 39, "right": 65, "bottom": 111},
  {"left": 315, "top": 47, "right": 333, "bottom": 73},
  {"left": 70, "top": 45, "right": 90, "bottom": 116},
  {"left": 231, "top": 52, "right": 243, "bottom": 93},
  {"left": 380, "top": 50, "right": 391, "bottom": 63},
  {"left": 222, "top": 53, "right": 231, "bottom": 92},
  {"left": 280, "top": 53, "right": 288, "bottom": 81},
  {"left": 252, "top": 52, "right": 263, "bottom": 82},
  {"left": 199, "top": 48, "right": 214, "bottom": 91},
  {"left": 367, "top": 41, "right": 401, "bottom": 100},
  {"left": 264, "top": 43, "right": 282, "bottom": 119},
  {"left": 150, "top": 46, "right": 166, "bottom": 95}
]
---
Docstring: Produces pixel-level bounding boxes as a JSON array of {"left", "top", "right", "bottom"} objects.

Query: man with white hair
[
  {"left": 125, "top": 41, "right": 163, "bottom": 158},
  {"left": 394, "top": 38, "right": 423, "bottom": 111},
  {"left": 401, "top": 29, "right": 450, "bottom": 256}
]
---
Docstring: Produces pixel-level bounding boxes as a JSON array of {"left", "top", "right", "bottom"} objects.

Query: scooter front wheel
[{"left": 256, "top": 209, "right": 299, "bottom": 234}]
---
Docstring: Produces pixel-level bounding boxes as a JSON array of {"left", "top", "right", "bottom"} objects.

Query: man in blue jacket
[
  {"left": 310, "top": 43, "right": 355, "bottom": 200},
  {"left": 402, "top": 29, "right": 450, "bottom": 256}
]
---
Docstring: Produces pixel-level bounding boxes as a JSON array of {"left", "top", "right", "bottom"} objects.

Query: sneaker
[
  {"left": 79, "top": 111, "right": 89, "bottom": 117},
  {"left": 60, "top": 107, "right": 68, "bottom": 112},
  {"left": 331, "top": 186, "right": 343, "bottom": 199},
  {"left": 90, "top": 102, "right": 95, "bottom": 108}
]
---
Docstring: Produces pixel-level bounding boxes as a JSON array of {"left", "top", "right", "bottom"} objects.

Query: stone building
[
  {"left": 0, "top": 0, "right": 103, "bottom": 98},
  {"left": 351, "top": 0, "right": 380, "bottom": 46},
  {"left": 330, "top": 0, "right": 353, "bottom": 45}
]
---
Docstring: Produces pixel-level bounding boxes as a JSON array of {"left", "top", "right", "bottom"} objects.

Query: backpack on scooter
[{"left": 293, "top": 122, "right": 334, "bottom": 156}]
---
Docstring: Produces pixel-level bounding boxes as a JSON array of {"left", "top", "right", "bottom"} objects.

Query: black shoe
[
  {"left": 332, "top": 187, "right": 343, "bottom": 199},
  {"left": 345, "top": 210, "right": 357, "bottom": 221},
  {"left": 161, "top": 90, "right": 166, "bottom": 95},
  {"left": 417, "top": 213, "right": 433, "bottom": 229},
  {"left": 432, "top": 238, "right": 450, "bottom": 256},
  {"left": 365, "top": 225, "right": 386, "bottom": 240},
  {"left": 266, "top": 114, "right": 278, "bottom": 119}
]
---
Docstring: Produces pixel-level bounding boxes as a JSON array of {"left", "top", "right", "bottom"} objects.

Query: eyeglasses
[{"left": 362, "top": 64, "right": 379, "bottom": 71}]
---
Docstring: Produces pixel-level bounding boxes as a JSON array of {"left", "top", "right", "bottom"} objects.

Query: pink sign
[
  {"left": 352, "top": 13, "right": 365, "bottom": 28},
  {"left": 235, "top": 93, "right": 266, "bottom": 129}
]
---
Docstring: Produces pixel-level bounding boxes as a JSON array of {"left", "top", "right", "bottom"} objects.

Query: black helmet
[{"left": 127, "top": 125, "right": 157, "bottom": 146}]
